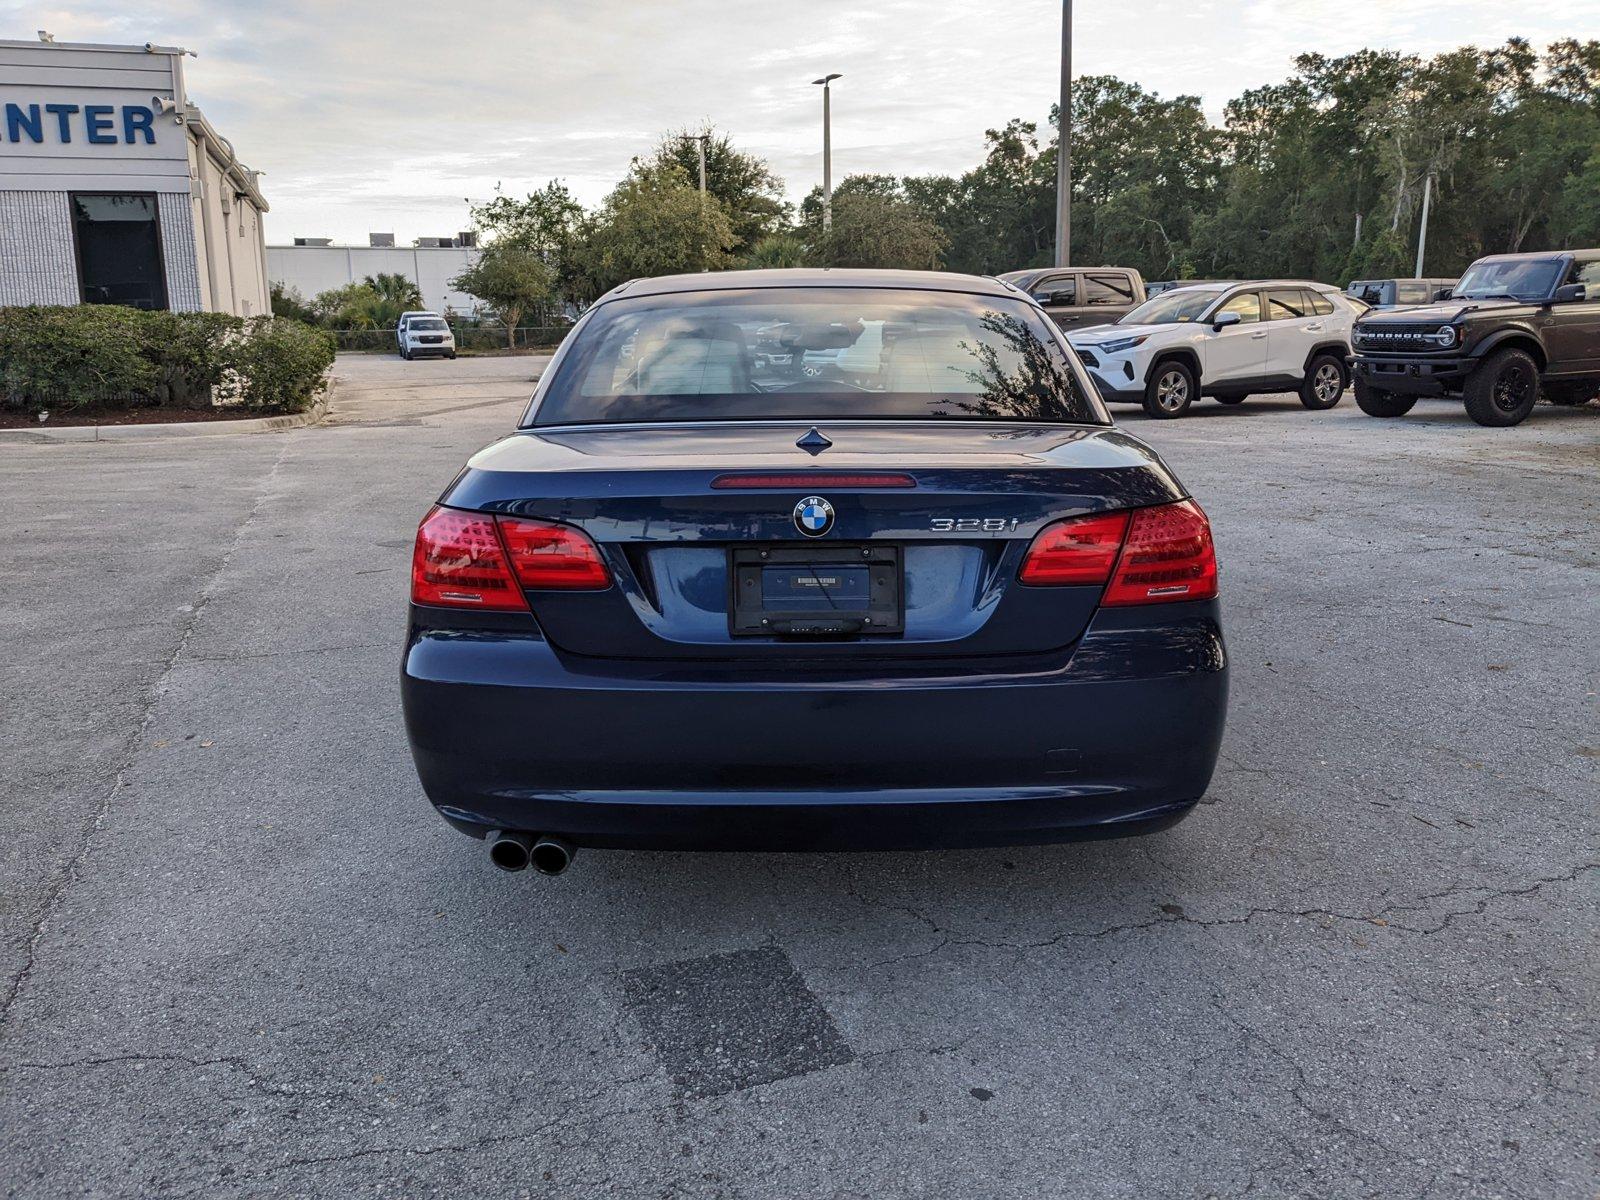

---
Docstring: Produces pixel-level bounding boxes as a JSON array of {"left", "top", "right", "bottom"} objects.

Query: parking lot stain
[{"left": 621, "top": 945, "right": 854, "bottom": 1100}]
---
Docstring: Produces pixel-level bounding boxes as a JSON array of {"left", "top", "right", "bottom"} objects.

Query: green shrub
[
  {"left": 0, "top": 306, "right": 334, "bottom": 415},
  {"left": 224, "top": 317, "right": 336, "bottom": 413},
  {"left": 143, "top": 310, "right": 245, "bottom": 409},
  {"left": 0, "top": 305, "right": 159, "bottom": 410}
]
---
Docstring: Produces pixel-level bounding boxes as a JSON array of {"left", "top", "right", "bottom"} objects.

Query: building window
[{"left": 70, "top": 193, "right": 168, "bottom": 310}]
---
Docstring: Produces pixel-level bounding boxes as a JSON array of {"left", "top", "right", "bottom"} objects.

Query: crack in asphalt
[
  {"left": 230, "top": 1070, "right": 658, "bottom": 1185},
  {"left": 2, "top": 1052, "right": 351, "bottom": 1102},
  {"left": 0, "top": 436, "right": 297, "bottom": 1033},
  {"left": 846, "top": 863, "right": 1599, "bottom": 971}
]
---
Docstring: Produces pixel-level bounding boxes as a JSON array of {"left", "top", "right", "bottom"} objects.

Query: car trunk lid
[{"left": 441, "top": 421, "right": 1185, "bottom": 661}]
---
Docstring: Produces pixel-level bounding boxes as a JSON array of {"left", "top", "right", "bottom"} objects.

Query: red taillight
[
  {"left": 1018, "top": 510, "right": 1130, "bottom": 586},
  {"left": 496, "top": 515, "right": 611, "bottom": 590},
  {"left": 1101, "top": 500, "right": 1218, "bottom": 606},
  {"left": 411, "top": 508, "right": 611, "bottom": 609},
  {"left": 1018, "top": 500, "right": 1218, "bottom": 605},
  {"left": 411, "top": 506, "right": 524, "bottom": 609},
  {"left": 710, "top": 473, "right": 915, "bottom": 489}
]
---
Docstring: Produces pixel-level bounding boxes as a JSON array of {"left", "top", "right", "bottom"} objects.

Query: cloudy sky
[{"left": 6, "top": 0, "right": 1593, "bottom": 243}]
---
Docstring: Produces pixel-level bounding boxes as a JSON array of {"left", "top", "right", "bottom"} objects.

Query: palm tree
[{"left": 363, "top": 273, "right": 425, "bottom": 327}]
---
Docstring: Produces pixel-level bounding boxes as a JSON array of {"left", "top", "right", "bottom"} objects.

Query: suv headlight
[
  {"left": 1097, "top": 334, "right": 1149, "bottom": 354},
  {"left": 1426, "top": 325, "right": 1458, "bottom": 348}
]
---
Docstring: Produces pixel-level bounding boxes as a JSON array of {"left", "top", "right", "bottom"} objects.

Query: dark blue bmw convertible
[{"left": 402, "top": 270, "right": 1227, "bottom": 874}]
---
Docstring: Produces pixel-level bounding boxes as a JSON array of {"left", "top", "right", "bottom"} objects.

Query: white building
[
  {"left": 267, "top": 242, "right": 484, "bottom": 315},
  {"left": 0, "top": 37, "right": 269, "bottom": 316}
]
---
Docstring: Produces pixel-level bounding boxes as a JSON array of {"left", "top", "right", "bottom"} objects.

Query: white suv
[
  {"left": 1064, "top": 281, "right": 1358, "bottom": 419},
  {"left": 398, "top": 314, "right": 457, "bottom": 360}
]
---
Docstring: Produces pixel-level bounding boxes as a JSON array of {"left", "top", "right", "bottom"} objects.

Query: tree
[
  {"left": 809, "top": 191, "right": 946, "bottom": 270},
  {"left": 647, "top": 127, "right": 789, "bottom": 254},
  {"left": 799, "top": 173, "right": 910, "bottom": 230},
  {"left": 468, "top": 181, "right": 585, "bottom": 310},
  {"left": 567, "top": 162, "right": 737, "bottom": 301},
  {"left": 269, "top": 282, "right": 317, "bottom": 324},
  {"left": 364, "top": 272, "right": 423, "bottom": 313},
  {"left": 312, "top": 283, "right": 388, "bottom": 330},
  {"left": 310, "top": 277, "right": 423, "bottom": 330},
  {"left": 450, "top": 243, "right": 557, "bottom": 348},
  {"left": 743, "top": 234, "right": 808, "bottom": 269}
]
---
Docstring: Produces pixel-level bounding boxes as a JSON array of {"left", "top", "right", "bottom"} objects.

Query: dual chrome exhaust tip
[{"left": 488, "top": 831, "right": 575, "bottom": 876}]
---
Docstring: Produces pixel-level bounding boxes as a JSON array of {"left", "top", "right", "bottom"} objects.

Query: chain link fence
[{"left": 328, "top": 325, "right": 572, "bottom": 354}]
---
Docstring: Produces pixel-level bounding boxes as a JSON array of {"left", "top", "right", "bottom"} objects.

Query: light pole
[
  {"left": 1054, "top": 1, "right": 1072, "bottom": 267},
  {"left": 812, "top": 73, "right": 841, "bottom": 230},
  {"left": 685, "top": 133, "right": 709, "bottom": 194},
  {"left": 1414, "top": 173, "right": 1434, "bottom": 278}
]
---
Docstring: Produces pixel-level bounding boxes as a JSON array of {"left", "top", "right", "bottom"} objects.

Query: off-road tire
[
  {"left": 1463, "top": 348, "right": 1540, "bottom": 427},
  {"left": 1353, "top": 377, "right": 1417, "bottom": 418}
]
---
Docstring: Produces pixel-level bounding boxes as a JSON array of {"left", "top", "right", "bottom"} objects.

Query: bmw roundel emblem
[{"left": 794, "top": 495, "right": 835, "bottom": 537}]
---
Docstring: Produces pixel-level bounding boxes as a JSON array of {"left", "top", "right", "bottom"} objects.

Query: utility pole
[
  {"left": 1414, "top": 173, "right": 1433, "bottom": 278},
  {"left": 1054, "top": 1, "right": 1072, "bottom": 267},
  {"left": 813, "top": 74, "right": 841, "bottom": 230},
  {"left": 681, "top": 133, "right": 712, "bottom": 270}
]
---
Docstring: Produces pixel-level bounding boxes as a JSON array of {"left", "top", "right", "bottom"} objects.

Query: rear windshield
[{"left": 531, "top": 287, "right": 1102, "bottom": 426}]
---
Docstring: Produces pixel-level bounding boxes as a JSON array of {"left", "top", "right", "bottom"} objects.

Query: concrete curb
[{"left": 0, "top": 382, "right": 335, "bottom": 445}]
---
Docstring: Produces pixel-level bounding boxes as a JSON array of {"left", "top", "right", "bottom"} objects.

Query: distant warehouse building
[
  {"left": 267, "top": 237, "right": 483, "bottom": 315},
  {"left": 0, "top": 37, "right": 269, "bottom": 316}
]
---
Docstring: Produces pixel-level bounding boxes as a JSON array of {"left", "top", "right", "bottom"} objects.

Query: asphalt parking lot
[{"left": 2, "top": 354, "right": 1595, "bottom": 1198}]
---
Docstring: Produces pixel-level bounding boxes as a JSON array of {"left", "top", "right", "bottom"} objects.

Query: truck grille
[{"left": 1355, "top": 325, "right": 1451, "bottom": 353}]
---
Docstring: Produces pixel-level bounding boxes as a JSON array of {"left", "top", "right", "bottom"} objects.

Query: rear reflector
[
  {"left": 1102, "top": 500, "right": 1218, "bottom": 606},
  {"left": 496, "top": 515, "right": 611, "bottom": 590},
  {"left": 1017, "top": 510, "right": 1130, "bottom": 585},
  {"left": 411, "top": 506, "right": 524, "bottom": 609},
  {"left": 1018, "top": 499, "right": 1218, "bottom": 605},
  {"left": 711, "top": 473, "right": 915, "bottom": 489},
  {"left": 411, "top": 507, "right": 611, "bottom": 609}
]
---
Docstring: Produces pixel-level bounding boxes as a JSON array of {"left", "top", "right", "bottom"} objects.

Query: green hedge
[{"left": 0, "top": 306, "right": 336, "bottom": 414}]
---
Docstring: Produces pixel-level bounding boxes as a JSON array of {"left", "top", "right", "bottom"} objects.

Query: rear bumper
[
  {"left": 396, "top": 604, "right": 1222, "bottom": 851},
  {"left": 1351, "top": 354, "right": 1471, "bottom": 396},
  {"left": 401, "top": 602, "right": 1228, "bottom": 851}
]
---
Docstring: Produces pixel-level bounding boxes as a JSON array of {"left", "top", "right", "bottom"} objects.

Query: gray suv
[{"left": 996, "top": 266, "right": 1146, "bottom": 332}]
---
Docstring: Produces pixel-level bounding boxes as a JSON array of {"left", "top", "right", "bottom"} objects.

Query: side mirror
[
  {"left": 1433, "top": 287, "right": 1454, "bottom": 302},
  {"left": 1552, "top": 283, "right": 1587, "bottom": 303},
  {"left": 1212, "top": 311, "right": 1242, "bottom": 331}
]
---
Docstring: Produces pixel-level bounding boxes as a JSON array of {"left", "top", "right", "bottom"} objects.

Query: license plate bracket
[{"left": 729, "top": 545, "right": 903, "bottom": 636}]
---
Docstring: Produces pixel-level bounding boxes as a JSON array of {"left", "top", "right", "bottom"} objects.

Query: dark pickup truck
[
  {"left": 995, "top": 266, "right": 1146, "bottom": 332},
  {"left": 1350, "top": 250, "right": 1600, "bottom": 426}
]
